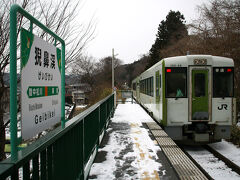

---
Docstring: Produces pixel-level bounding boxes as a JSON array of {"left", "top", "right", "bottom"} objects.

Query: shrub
[
  {"left": 99, "top": 88, "right": 112, "bottom": 100},
  {"left": 230, "top": 125, "right": 240, "bottom": 146}
]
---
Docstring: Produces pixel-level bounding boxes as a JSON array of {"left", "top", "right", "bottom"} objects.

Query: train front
[{"left": 164, "top": 55, "right": 235, "bottom": 144}]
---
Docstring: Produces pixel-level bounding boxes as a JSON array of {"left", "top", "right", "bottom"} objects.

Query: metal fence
[{"left": 0, "top": 94, "right": 114, "bottom": 180}]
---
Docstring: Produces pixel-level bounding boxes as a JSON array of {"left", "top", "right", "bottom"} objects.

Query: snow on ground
[
  {"left": 89, "top": 102, "right": 163, "bottom": 179},
  {"left": 185, "top": 146, "right": 240, "bottom": 180},
  {"left": 237, "top": 121, "right": 240, "bottom": 127},
  {"left": 209, "top": 139, "right": 240, "bottom": 166},
  {"left": 76, "top": 104, "right": 87, "bottom": 108},
  {"left": 65, "top": 104, "right": 74, "bottom": 119},
  {"left": 5, "top": 120, "right": 21, "bottom": 139}
]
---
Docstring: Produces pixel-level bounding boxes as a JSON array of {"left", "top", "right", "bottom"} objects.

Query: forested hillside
[
  {"left": 121, "top": 0, "right": 240, "bottom": 112},
  {"left": 71, "top": 0, "right": 240, "bottom": 113}
]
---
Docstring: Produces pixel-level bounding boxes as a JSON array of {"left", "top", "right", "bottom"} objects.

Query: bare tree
[
  {"left": 31, "top": 0, "right": 96, "bottom": 69},
  {"left": 72, "top": 55, "right": 97, "bottom": 88},
  {"left": 0, "top": 0, "right": 95, "bottom": 161},
  {"left": 162, "top": 0, "right": 240, "bottom": 112},
  {"left": 0, "top": 0, "right": 30, "bottom": 161},
  {"left": 189, "top": 0, "right": 240, "bottom": 110},
  {"left": 71, "top": 56, "right": 123, "bottom": 105},
  {"left": 72, "top": 55, "right": 122, "bottom": 88}
]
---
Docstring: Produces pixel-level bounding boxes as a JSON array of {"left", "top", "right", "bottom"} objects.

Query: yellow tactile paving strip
[
  {"left": 146, "top": 122, "right": 208, "bottom": 180},
  {"left": 130, "top": 123, "right": 161, "bottom": 180}
]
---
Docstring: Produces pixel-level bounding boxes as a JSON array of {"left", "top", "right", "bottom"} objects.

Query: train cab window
[
  {"left": 213, "top": 67, "right": 234, "bottom": 97},
  {"left": 194, "top": 73, "right": 205, "bottom": 97},
  {"left": 166, "top": 68, "right": 187, "bottom": 98}
]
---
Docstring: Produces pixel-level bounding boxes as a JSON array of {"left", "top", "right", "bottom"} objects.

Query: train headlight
[
  {"left": 220, "top": 68, "right": 224, "bottom": 72},
  {"left": 215, "top": 68, "right": 219, "bottom": 72}
]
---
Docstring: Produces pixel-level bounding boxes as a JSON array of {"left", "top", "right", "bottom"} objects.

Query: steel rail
[{"left": 203, "top": 144, "right": 240, "bottom": 175}]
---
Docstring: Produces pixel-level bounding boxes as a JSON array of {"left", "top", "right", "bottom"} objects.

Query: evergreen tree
[{"left": 146, "top": 10, "right": 187, "bottom": 69}]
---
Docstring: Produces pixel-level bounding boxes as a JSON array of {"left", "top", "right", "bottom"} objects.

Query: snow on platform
[{"left": 88, "top": 103, "right": 174, "bottom": 180}]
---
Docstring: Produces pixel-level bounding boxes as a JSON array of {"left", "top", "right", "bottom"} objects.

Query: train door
[{"left": 189, "top": 67, "right": 211, "bottom": 121}]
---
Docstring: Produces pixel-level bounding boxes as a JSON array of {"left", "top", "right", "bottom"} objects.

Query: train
[{"left": 132, "top": 55, "right": 236, "bottom": 144}]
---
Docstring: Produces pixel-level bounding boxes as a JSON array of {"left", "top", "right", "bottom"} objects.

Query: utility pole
[
  {"left": 112, "top": 48, "right": 118, "bottom": 108},
  {"left": 112, "top": 48, "right": 118, "bottom": 91},
  {"left": 112, "top": 48, "right": 114, "bottom": 92}
]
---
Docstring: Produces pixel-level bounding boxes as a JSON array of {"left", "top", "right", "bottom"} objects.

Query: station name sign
[{"left": 21, "top": 28, "right": 61, "bottom": 140}]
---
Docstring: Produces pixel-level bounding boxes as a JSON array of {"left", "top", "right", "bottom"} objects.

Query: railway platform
[{"left": 88, "top": 102, "right": 208, "bottom": 180}]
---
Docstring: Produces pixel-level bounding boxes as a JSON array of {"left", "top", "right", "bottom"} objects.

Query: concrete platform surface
[{"left": 88, "top": 103, "right": 178, "bottom": 180}]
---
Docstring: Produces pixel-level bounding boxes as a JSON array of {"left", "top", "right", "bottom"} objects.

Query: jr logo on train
[{"left": 132, "top": 55, "right": 235, "bottom": 145}]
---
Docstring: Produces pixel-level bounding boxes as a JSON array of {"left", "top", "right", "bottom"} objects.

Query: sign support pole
[
  {"left": 61, "top": 45, "right": 65, "bottom": 128},
  {"left": 10, "top": 5, "right": 18, "bottom": 160}
]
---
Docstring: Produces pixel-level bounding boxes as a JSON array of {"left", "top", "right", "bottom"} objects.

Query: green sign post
[{"left": 10, "top": 4, "right": 65, "bottom": 160}]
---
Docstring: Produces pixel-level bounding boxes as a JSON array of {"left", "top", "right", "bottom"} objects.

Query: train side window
[
  {"left": 140, "top": 77, "right": 154, "bottom": 96},
  {"left": 159, "top": 75, "right": 161, "bottom": 88},
  {"left": 132, "top": 83, "right": 136, "bottom": 90},
  {"left": 148, "top": 78, "right": 150, "bottom": 96},
  {"left": 142, "top": 80, "right": 145, "bottom": 94},
  {"left": 156, "top": 75, "right": 159, "bottom": 96},
  {"left": 146, "top": 79, "right": 148, "bottom": 95},
  {"left": 142, "top": 81, "right": 144, "bottom": 93},
  {"left": 166, "top": 68, "right": 187, "bottom": 98},
  {"left": 213, "top": 67, "right": 234, "bottom": 97},
  {"left": 145, "top": 79, "right": 147, "bottom": 95},
  {"left": 140, "top": 80, "right": 143, "bottom": 93},
  {"left": 150, "top": 77, "right": 153, "bottom": 96},
  {"left": 143, "top": 80, "right": 145, "bottom": 94},
  {"left": 145, "top": 79, "right": 147, "bottom": 94}
]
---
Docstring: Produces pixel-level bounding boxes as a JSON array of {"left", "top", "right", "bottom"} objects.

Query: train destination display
[{"left": 21, "top": 28, "right": 61, "bottom": 140}]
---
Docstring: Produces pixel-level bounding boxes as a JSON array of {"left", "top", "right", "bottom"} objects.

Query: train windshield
[
  {"left": 213, "top": 67, "right": 234, "bottom": 97},
  {"left": 166, "top": 68, "right": 187, "bottom": 98}
]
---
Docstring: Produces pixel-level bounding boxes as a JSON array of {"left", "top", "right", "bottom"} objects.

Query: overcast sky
[{"left": 80, "top": 0, "right": 210, "bottom": 64}]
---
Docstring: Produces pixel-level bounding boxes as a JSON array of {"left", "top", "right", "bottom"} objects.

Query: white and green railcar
[{"left": 132, "top": 55, "right": 235, "bottom": 144}]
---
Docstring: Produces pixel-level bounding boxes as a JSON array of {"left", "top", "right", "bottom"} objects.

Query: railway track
[
  {"left": 182, "top": 144, "right": 240, "bottom": 179},
  {"left": 203, "top": 145, "right": 240, "bottom": 175},
  {"left": 137, "top": 98, "right": 239, "bottom": 179}
]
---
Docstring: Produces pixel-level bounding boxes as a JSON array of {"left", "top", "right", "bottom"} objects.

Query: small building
[
  {"left": 65, "top": 85, "right": 73, "bottom": 104},
  {"left": 72, "top": 90, "right": 86, "bottom": 105},
  {"left": 65, "top": 83, "right": 91, "bottom": 105}
]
